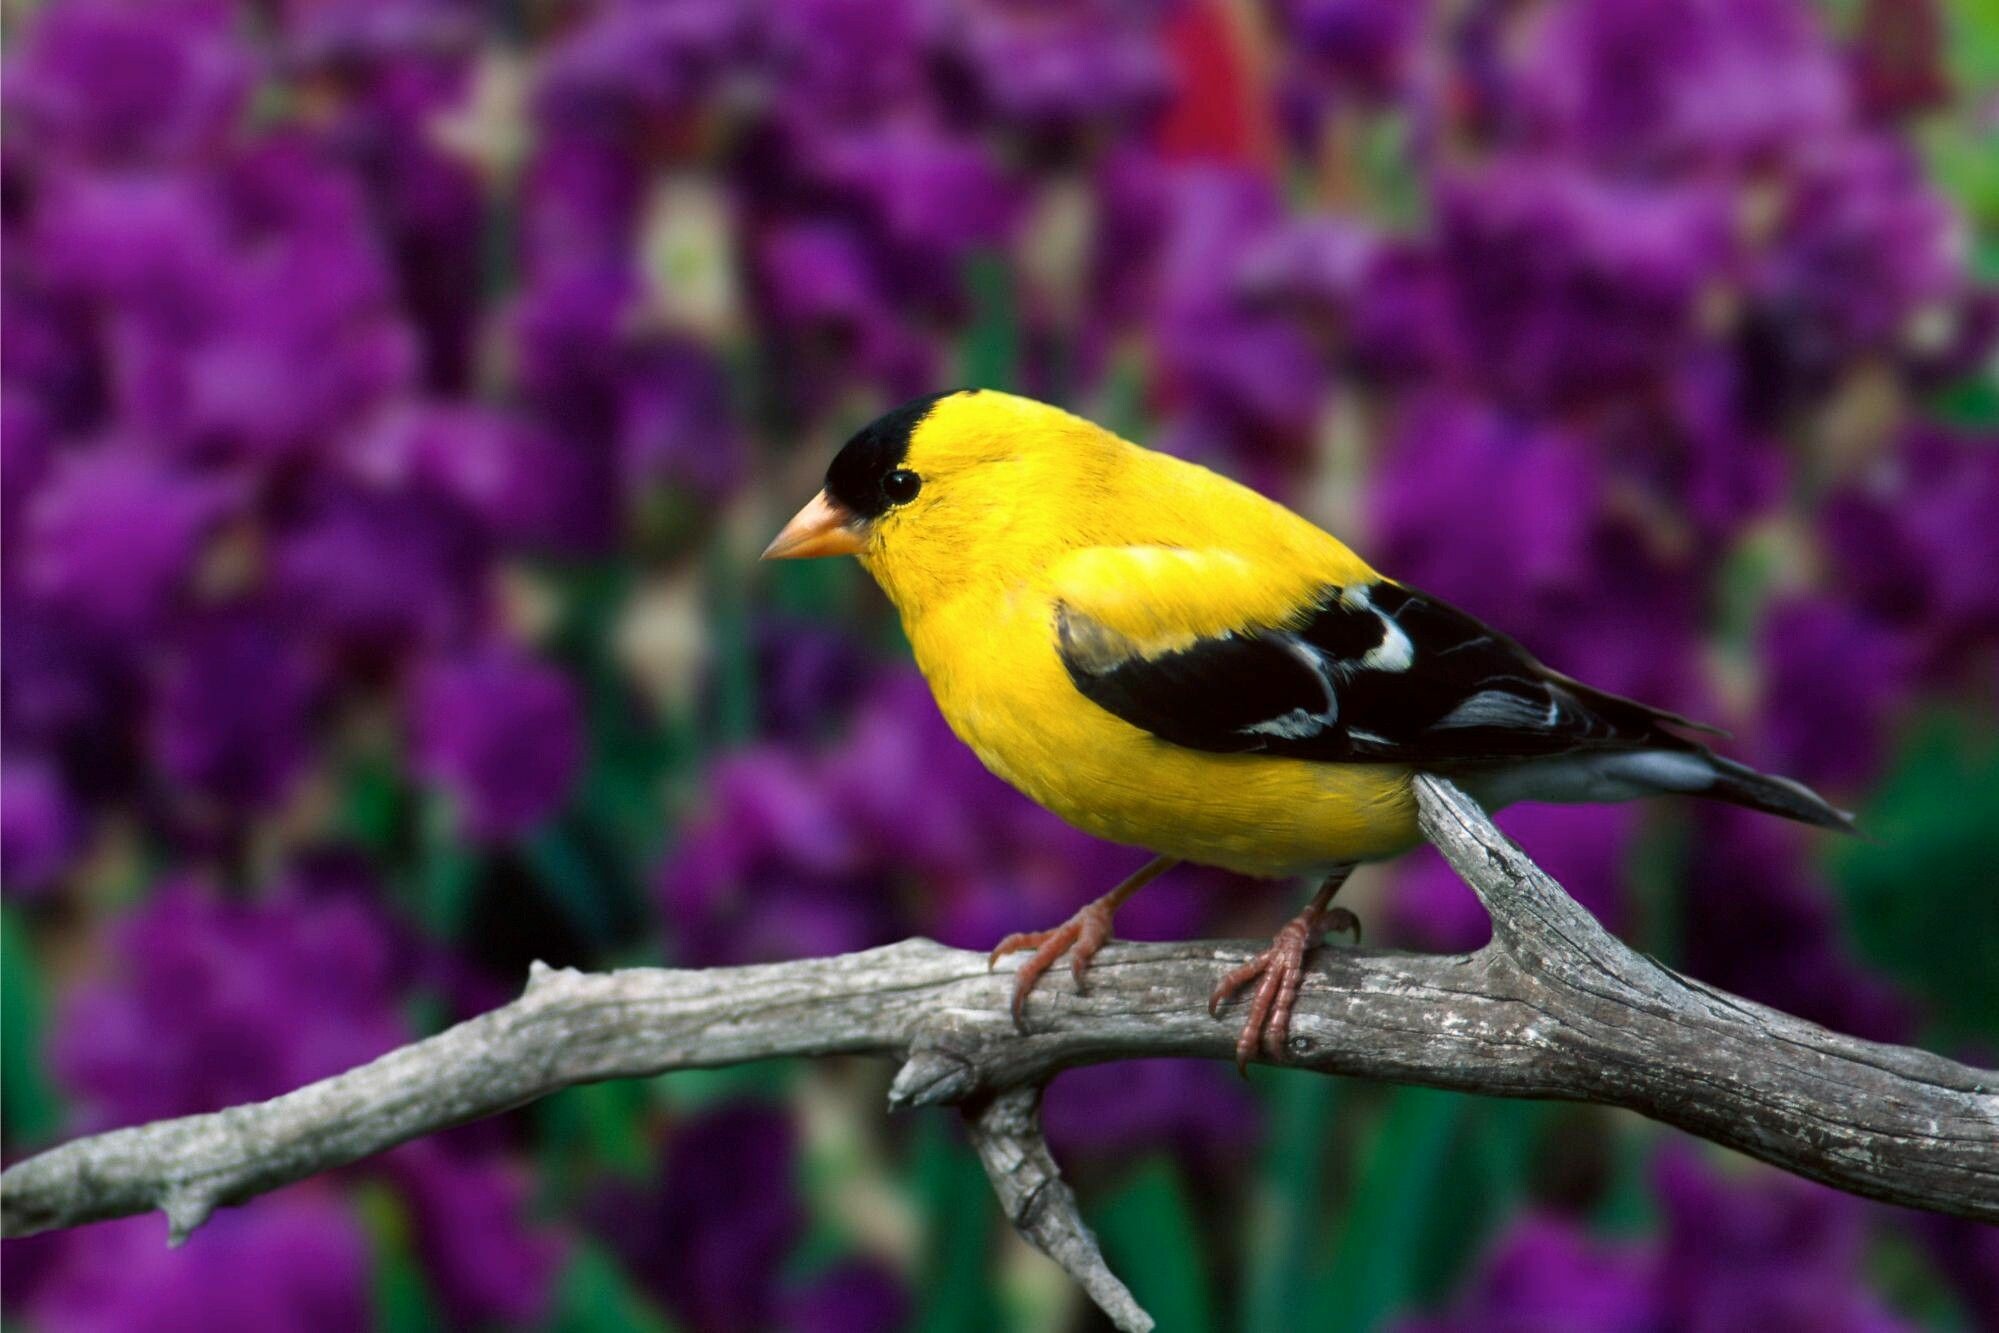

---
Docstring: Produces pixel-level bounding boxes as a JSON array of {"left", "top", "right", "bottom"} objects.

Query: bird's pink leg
[
  {"left": 990, "top": 855, "right": 1178, "bottom": 1029},
  {"left": 1209, "top": 865, "right": 1359, "bottom": 1074}
]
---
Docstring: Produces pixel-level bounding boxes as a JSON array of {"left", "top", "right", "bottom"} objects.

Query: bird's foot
[
  {"left": 989, "top": 898, "right": 1119, "bottom": 1031},
  {"left": 1208, "top": 905, "right": 1359, "bottom": 1074}
]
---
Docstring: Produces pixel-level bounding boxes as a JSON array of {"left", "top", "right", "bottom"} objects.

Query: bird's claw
[
  {"left": 988, "top": 900, "right": 1117, "bottom": 1031},
  {"left": 1209, "top": 905, "right": 1350, "bottom": 1075}
]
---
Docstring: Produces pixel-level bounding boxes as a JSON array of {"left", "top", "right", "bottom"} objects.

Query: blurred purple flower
[
  {"left": 278, "top": 0, "right": 480, "bottom": 103},
  {"left": 51, "top": 875, "right": 411, "bottom": 1130},
  {"left": 511, "top": 263, "right": 637, "bottom": 407},
  {"left": 1619, "top": 354, "right": 1790, "bottom": 541},
  {"left": 753, "top": 221, "right": 934, "bottom": 396},
  {"left": 509, "top": 275, "right": 742, "bottom": 528},
  {"left": 751, "top": 616, "right": 871, "bottom": 738},
  {"left": 26, "top": 171, "right": 227, "bottom": 330},
  {"left": 657, "top": 747, "right": 893, "bottom": 966},
  {"left": 1406, "top": 1147, "right": 1912, "bottom": 1332},
  {"left": 787, "top": 123, "right": 1023, "bottom": 297},
  {"left": 1390, "top": 803, "right": 1640, "bottom": 953},
  {"left": 1400, "top": 1213, "right": 1656, "bottom": 1333},
  {"left": 1822, "top": 427, "right": 1999, "bottom": 677},
  {"left": 813, "top": 122, "right": 1022, "bottom": 266},
  {"left": 1915, "top": 1212, "right": 1999, "bottom": 1331},
  {"left": 1279, "top": 0, "right": 1430, "bottom": 106},
  {"left": 1680, "top": 806, "right": 1914, "bottom": 1043},
  {"left": 521, "top": 136, "right": 647, "bottom": 275},
  {"left": 47, "top": 136, "right": 421, "bottom": 464},
  {"left": 12, "top": 1191, "right": 371, "bottom": 1333},
  {"left": 1, "top": 393, "right": 57, "bottom": 563},
  {"left": 0, "top": 600, "right": 139, "bottom": 776},
  {"left": 347, "top": 402, "right": 587, "bottom": 546},
  {"left": 1652, "top": 1146, "right": 1910, "bottom": 1332},
  {"left": 533, "top": 0, "right": 750, "bottom": 143},
  {"left": 182, "top": 219, "right": 417, "bottom": 461},
  {"left": 274, "top": 484, "right": 488, "bottom": 655},
  {"left": 409, "top": 644, "right": 584, "bottom": 841},
  {"left": 1043, "top": 1060, "right": 1258, "bottom": 1173},
  {"left": 384, "top": 1137, "right": 565, "bottom": 1327},
  {"left": 1434, "top": 157, "right": 1735, "bottom": 412},
  {"left": 1081, "top": 146, "right": 1176, "bottom": 340},
  {"left": 1514, "top": 0, "right": 1849, "bottom": 172},
  {"left": 20, "top": 444, "right": 240, "bottom": 633},
  {"left": 343, "top": 132, "right": 487, "bottom": 393},
  {"left": 953, "top": 1, "right": 1174, "bottom": 149},
  {"left": 1755, "top": 595, "right": 1913, "bottom": 791},
  {"left": 618, "top": 337, "right": 744, "bottom": 501},
  {"left": 824, "top": 672, "right": 1016, "bottom": 884},
  {"left": 587, "top": 1102, "right": 806, "bottom": 1332},
  {"left": 1368, "top": 360, "right": 1573, "bottom": 548},
  {"left": 1, "top": 0, "right": 252, "bottom": 169},
  {"left": 1746, "top": 136, "right": 1964, "bottom": 403},
  {"left": 0, "top": 756, "right": 83, "bottom": 900},
  {"left": 150, "top": 609, "right": 324, "bottom": 812},
  {"left": 780, "top": 1259, "right": 911, "bottom": 1333},
  {"left": 1152, "top": 167, "right": 1327, "bottom": 476},
  {"left": 1, "top": 245, "right": 100, "bottom": 428},
  {"left": 41, "top": 869, "right": 562, "bottom": 1321},
  {"left": 1368, "top": 393, "right": 1705, "bottom": 710},
  {"left": 758, "top": 221, "right": 880, "bottom": 329},
  {"left": 1241, "top": 217, "right": 1455, "bottom": 389},
  {"left": 764, "top": 0, "right": 929, "bottom": 123}
]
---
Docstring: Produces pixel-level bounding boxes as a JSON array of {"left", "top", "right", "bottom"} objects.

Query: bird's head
[{"left": 764, "top": 389, "right": 1125, "bottom": 612}]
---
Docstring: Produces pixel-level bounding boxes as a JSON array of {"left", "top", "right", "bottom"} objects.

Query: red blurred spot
[{"left": 1155, "top": 0, "right": 1279, "bottom": 170}]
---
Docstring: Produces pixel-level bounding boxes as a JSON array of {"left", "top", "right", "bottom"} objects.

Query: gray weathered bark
[{"left": 4, "top": 778, "right": 1993, "bottom": 1332}]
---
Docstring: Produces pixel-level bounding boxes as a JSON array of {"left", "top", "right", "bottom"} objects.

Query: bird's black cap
[{"left": 825, "top": 389, "right": 973, "bottom": 517}]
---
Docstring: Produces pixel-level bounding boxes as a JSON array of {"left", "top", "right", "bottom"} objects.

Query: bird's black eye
[{"left": 882, "top": 469, "right": 922, "bottom": 505}]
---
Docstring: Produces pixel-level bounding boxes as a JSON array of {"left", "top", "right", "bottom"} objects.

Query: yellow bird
[{"left": 765, "top": 389, "right": 1851, "bottom": 1068}]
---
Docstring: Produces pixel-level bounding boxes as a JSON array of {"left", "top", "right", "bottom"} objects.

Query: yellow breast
[{"left": 906, "top": 592, "right": 1420, "bottom": 879}]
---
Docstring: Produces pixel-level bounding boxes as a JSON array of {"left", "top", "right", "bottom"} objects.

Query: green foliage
[
  {"left": 910, "top": 1115, "right": 1000, "bottom": 1333},
  {"left": 1866, "top": 1222, "right": 1976, "bottom": 1332},
  {"left": 1090, "top": 1158, "right": 1217, "bottom": 1333},
  {"left": 339, "top": 750, "right": 408, "bottom": 854},
  {"left": 417, "top": 792, "right": 484, "bottom": 936},
  {"left": 359, "top": 1183, "right": 449, "bottom": 1333},
  {"left": 535, "top": 1080, "right": 660, "bottom": 1206},
  {"left": 1, "top": 908, "right": 62, "bottom": 1146},
  {"left": 524, "top": 824, "right": 624, "bottom": 951},
  {"left": 1942, "top": 1, "right": 1999, "bottom": 126},
  {"left": 959, "top": 252, "right": 1021, "bottom": 395},
  {"left": 548, "top": 1243, "right": 679, "bottom": 1333},
  {"left": 1590, "top": 1115, "right": 1663, "bottom": 1237},
  {"left": 1834, "top": 712, "right": 1999, "bottom": 1047},
  {"left": 1313, "top": 1086, "right": 1470, "bottom": 1331},
  {"left": 1241, "top": 1075, "right": 1341, "bottom": 1330}
]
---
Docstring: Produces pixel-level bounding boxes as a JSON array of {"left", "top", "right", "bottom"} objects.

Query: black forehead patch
[{"left": 825, "top": 388, "right": 973, "bottom": 517}]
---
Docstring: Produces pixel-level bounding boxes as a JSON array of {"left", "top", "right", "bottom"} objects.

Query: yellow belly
[{"left": 908, "top": 600, "right": 1421, "bottom": 878}]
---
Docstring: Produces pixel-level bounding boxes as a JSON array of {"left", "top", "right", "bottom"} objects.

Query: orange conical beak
[{"left": 762, "top": 490, "right": 869, "bottom": 560}]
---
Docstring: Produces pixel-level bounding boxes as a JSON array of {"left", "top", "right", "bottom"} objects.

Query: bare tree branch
[
  {"left": 962, "top": 1087, "right": 1152, "bottom": 1333},
  {"left": 4, "top": 778, "right": 1993, "bottom": 1332}
]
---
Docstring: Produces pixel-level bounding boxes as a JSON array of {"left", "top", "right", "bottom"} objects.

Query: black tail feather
[{"left": 1700, "top": 752, "right": 1857, "bottom": 833}]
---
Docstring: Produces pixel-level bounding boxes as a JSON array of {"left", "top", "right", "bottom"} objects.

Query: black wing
[{"left": 1056, "top": 581, "right": 1705, "bottom": 766}]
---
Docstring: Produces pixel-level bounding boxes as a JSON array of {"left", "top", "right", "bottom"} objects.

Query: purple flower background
[{"left": 2, "top": 0, "right": 1995, "bottom": 1328}]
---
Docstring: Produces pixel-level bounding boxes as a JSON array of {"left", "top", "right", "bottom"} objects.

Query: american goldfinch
[{"left": 766, "top": 390, "right": 1851, "bottom": 1068}]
